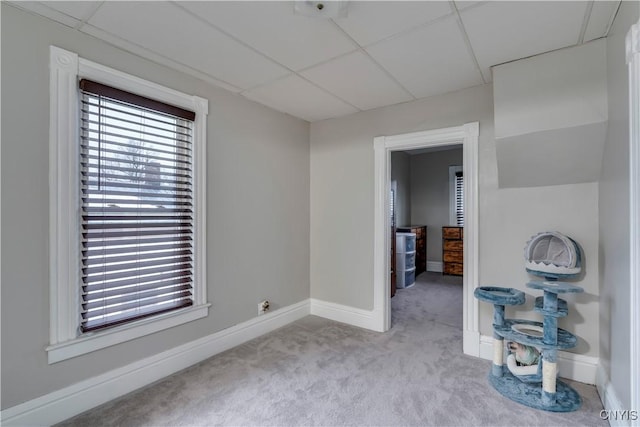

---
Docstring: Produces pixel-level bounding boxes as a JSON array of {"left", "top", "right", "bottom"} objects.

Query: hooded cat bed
[{"left": 524, "top": 232, "right": 581, "bottom": 280}]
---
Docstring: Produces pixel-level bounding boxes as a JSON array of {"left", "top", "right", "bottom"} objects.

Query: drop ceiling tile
[
  {"left": 87, "top": 1, "right": 289, "bottom": 90},
  {"left": 333, "top": 1, "right": 452, "bottom": 46},
  {"left": 243, "top": 75, "right": 358, "bottom": 122},
  {"left": 366, "top": 16, "right": 483, "bottom": 100},
  {"left": 461, "top": 1, "right": 588, "bottom": 80},
  {"left": 179, "top": 1, "right": 357, "bottom": 71},
  {"left": 42, "top": 1, "right": 102, "bottom": 21},
  {"left": 7, "top": 1, "right": 80, "bottom": 27},
  {"left": 79, "top": 24, "right": 242, "bottom": 93},
  {"left": 301, "top": 51, "right": 412, "bottom": 111},
  {"left": 583, "top": 1, "right": 620, "bottom": 42}
]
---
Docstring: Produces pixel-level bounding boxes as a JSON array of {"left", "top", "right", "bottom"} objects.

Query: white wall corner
[
  {"left": 310, "top": 299, "right": 381, "bottom": 332},
  {"left": 0, "top": 300, "right": 311, "bottom": 426},
  {"left": 478, "top": 334, "right": 598, "bottom": 384}
]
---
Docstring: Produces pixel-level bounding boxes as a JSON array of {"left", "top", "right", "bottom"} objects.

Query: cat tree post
[
  {"left": 492, "top": 304, "right": 505, "bottom": 377},
  {"left": 473, "top": 287, "right": 525, "bottom": 378},
  {"left": 541, "top": 288, "right": 559, "bottom": 406}
]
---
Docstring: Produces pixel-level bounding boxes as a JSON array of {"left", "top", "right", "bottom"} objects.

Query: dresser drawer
[
  {"left": 443, "top": 262, "right": 463, "bottom": 276},
  {"left": 443, "top": 251, "right": 463, "bottom": 263},
  {"left": 443, "top": 240, "right": 463, "bottom": 251},
  {"left": 443, "top": 227, "right": 461, "bottom": 239}
]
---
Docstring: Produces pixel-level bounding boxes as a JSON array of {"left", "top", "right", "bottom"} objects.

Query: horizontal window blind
[
  {"left": 79, "top": 79, "right": 195, "bottom": 332},
  {"left": 455, "top": 171, "right": 464, "bottom": 227},
  {"left": 390, "top": 188, "right": 396, "bottom": 227}
]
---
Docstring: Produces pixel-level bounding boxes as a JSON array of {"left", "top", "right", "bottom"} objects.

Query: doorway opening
[
  {"left": 373, "top": 123, "right": 481, "bottom": 357},
  {"left": 390, "top": 146, "right": 464, "bottom": 329}
]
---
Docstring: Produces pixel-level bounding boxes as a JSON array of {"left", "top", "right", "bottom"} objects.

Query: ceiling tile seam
[
  {"left": 236, "top": 64, "right": 362, "bottom": 112},
  {"left": 489, "top": 35, "right": 607, "bottom": 74},
  {"left": 353, "top": 9, "right": 457, "bottom": 51},
  {"left": 291, "top": 73, "right": 362, "bottom": 112},
  {"left": 453, "top": 1, "right": 488, "bottom": 13},
  {"left": 578, "top": 1, "right": 595, "bottom": 45},
  {"left": 327, "top": 20, "right": 417, "bottom": 101},
  {"left": 244, "top": 70, "right": 363, "bottom": 113},
  {"left": 169, "top": 2, "right": 294, "bottom": 74},
  {"left": 294, "top": 47, "right": 361, "bottom": 75},
  {"left": 604, "top": 1, "right": 622, "bottom": 38},
  {"left": 74, "top": 1, "right": 104, "bottom": 31},
  {"left": 357, "top": 49, "right": 417, "bottom": 100},
  {"left": 241, "top": 96, "right": 312, "bottom": 122},
  {"left": 77, "top": 23, "right": 245, "bottom": 93},
  {"left": 451, "top": 1, "right": 487, "bottom": 85},
  {"left": 34, "top": 1, "right": 80, "bottom": 29}
]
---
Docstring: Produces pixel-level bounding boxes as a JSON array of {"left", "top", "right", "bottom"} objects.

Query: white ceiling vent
[{"left": 493, "top": 39, "right": 607, "bottom": 188}]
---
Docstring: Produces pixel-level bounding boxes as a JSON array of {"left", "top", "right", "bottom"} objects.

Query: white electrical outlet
[{"left": 258, "top": 300, "right": 270, "bottom": 315}]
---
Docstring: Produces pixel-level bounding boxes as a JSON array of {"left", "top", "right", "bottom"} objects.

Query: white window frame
[
  {"left": 449, "top": 165, "right": 463, "bottom": 226},
  {"left": 47, "top": 46, "right": 210, "bottom": 364}
]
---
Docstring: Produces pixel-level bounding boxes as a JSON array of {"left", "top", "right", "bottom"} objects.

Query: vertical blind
[
  {"left": 455, "top": 171, "right": 464, "bottom": 227},
  {"left": 79, "top": 79, "right": 196, "bottom": 332}
]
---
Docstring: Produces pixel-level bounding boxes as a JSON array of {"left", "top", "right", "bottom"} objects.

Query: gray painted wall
[
  {"left": 310, "top": 83, "right": 600, "bottom": 357},
  {"left": 1, "top": 5, "right": 310, "bottom": 409},
  {"left": 410, "top": 148, "right": 463, "bottom": 264},
  {"left": 599, "top": 0, "right": 639, "bottom": 409},
  {"left": 390, "top": 152, "right": 411, "bottom": 227}
]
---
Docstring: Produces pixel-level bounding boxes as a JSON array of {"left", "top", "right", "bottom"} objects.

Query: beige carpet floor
[{"left": 58, "top": 272, "right": 606, "bottom": 426}]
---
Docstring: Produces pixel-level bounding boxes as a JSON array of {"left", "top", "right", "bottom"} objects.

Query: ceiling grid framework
[{"left": 8, "top": 0, "right": 621, "bottom": 122}]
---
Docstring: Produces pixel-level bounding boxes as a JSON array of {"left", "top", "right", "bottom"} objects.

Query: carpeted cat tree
[{"left": 474, "top": 231, "right": 583, "bottom": 412}]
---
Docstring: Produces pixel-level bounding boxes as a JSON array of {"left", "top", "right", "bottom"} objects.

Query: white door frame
[
  {"left": 626, "top": 19, "right": 640, "bottom": 421},
  {"left": 373, "top": 122, "right": 481, "bottom": 357}
]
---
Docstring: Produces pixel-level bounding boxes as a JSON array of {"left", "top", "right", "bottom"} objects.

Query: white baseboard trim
[
  {"left": 479, "top": 334, "right": 495, "bottom": 360},
  {"left": 426, "top": 261, "right": 443, "bottom": 273},
  {"left": 596, "top": 364, "right": 633, "bottom": 427},
  {"left": 464, "top": 329, "right": 481, "bottom": 357},
  {"left": 479, "top": 334, "right": 598, "bottom": 384},
  {"left": 310, "top": 298, "right": 379, "bottom": 331},
  {"left": 0, "top": 299, "right": 311, "bottom": 427}
]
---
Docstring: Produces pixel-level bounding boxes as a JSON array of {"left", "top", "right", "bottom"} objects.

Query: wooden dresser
[
  {"left": 397, "top": 225, "right": 427, "bottom": 275},
  {"left": 442, "top": 226, "right": 463, "bottom": 276}
]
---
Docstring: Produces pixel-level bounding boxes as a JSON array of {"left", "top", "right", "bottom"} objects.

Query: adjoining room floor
[
  {"left": 392, "top": 271, "right": 463, "bottom": 330},
  {"left": 59, "top": 272, "right": 606, "bottom": 426}
]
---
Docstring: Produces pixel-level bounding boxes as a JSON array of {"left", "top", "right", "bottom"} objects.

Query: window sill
[{"left": 46, "top": 303, "right": 210, "bottom": 364}]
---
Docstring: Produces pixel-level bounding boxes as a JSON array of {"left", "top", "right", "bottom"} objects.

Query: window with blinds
[
  {"left": 454, "top": 171, "right": 464, "bottom": 227},
  {"left": 449, "top": 165, "right": 464, "bottom": 227},
  {"left": 390, "top": 188, "right": 396, "bottom": 227},
  {"left": 79, "top": 79, "right": 196, "bottom": 333}
]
